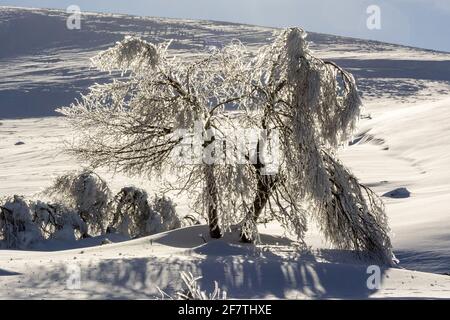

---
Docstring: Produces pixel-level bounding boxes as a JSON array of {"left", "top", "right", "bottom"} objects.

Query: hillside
[{"left": 1, "top": 6, "right": 450, "bottom": 118}]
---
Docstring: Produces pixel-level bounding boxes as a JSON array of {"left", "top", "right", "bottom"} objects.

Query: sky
[{"left": 1, "top": 0, "right": 449, "bottom": 52}]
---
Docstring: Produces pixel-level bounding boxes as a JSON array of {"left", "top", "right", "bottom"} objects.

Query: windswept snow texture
[
  {"left": 2, "top": 7, "right": 450, "bottom": 118},
  {"left": 1, "top": 7, "right": 450, "bottom": 299},
  {"left": 0, "top": 7, "right": 274, "bottom": 118}
]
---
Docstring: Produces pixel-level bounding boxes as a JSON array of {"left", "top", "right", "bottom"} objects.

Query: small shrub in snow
[
  {"left": 31, "top": 201, "right": 88, "bottom": 241},
  {"left": 158, "top": 272, "right": 227, "bottom": 300},
  {"left": 109, "top": 187, "right": 152, "bottom": 237},
  {"left": 177, "top": 272, "right": 227, "bottom": 300},
  {"left": 44, "top": 170, "right": 111, "bottom": 235},
  {"left": 151, "top": 195, "right": 181, "bottom": 231},
  {"left": 0, "top": 195, "right": 43, "bottom": 248},
  {"left": 109, "top": 187, "right": 180, "bottom": 238}
]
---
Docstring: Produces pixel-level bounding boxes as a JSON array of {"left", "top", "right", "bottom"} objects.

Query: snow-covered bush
[
  {"left": 0, "top": 195, "right": 43, "bottom": 248},
  {"left": 109, "top": 187, "right": 153, "bottom": 237},
  {"left": 44, "top": 170, "right": 111, "bottom": 235},
  {"left": 151, "top": 195, "right": 181, "bottom": 231},
  {"left": 0, "top": 196, "right": 89, "bottom": 248},
  {"left": 31, "top": 201, "right": 88, "bottom": 241},
  {"left": 0, "top": 177, "right": 181, "bottom": 248},
  {"left": 109, "top": 187, "right": 180, "bottom": 238}
]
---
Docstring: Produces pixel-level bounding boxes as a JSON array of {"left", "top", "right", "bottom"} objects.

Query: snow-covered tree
[
  {"left": 239, "top": 28, "right": 393, "bottom": 264},
  {"left": 152, "top": 195, "right": 181, "bottom": 231},
  {"left": 57, "top": 37, "right": 251, "bottom": 239},
  {"left": 58, "top": 30, "right": 393, "bottom": 264}
]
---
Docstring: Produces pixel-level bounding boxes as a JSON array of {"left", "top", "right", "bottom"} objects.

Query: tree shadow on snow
[
  {"left": 191, "top": 249, "right": 387, "bottom": 299},
  {"left": 16, "top": 245, "right": 388, "bottom": 299}
]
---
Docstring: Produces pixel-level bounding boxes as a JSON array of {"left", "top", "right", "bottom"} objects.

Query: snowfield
[
  {"left": 1, "top": 225, "right": 450, "bottom": 299},
  {"left": 1, "top": 7, "right": 450, "bottom": 299}
]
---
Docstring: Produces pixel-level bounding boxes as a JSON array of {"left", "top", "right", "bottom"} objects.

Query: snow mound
[
  {"left": 382, "top": 187, "right": 411, "bottom": 199},
  {"left": 190, "top": 240, "right": 256, "bottom": 256}
]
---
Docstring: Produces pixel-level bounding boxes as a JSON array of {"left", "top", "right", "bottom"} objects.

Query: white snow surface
[{"left": 1, "top": 7, "right": 450, "bottom": 299}]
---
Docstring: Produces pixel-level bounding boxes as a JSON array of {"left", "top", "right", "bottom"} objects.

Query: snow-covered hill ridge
[{"left": 1, "top": 6, "right": 450, "bottom": 118}]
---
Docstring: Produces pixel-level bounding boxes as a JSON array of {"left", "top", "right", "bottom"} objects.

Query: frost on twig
[
  {"left": 157, "top": 272, "right": 227, "bottom": 300},
  {"left": 91, "top": 36, "right": 163, "bottom": 74}
]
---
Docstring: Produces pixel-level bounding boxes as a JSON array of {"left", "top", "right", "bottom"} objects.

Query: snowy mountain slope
[
  {"left": 2, "top": 6, "right": 450, "bottom": 118},
  {"left": 338, "top": 96, "right": 450, "bottom": 274},
  {"left": 0, "top": 6, "right": 275, "bottom": 118},
  {"left": 1, "top": 6, "right": 450, "bottom": 299}
]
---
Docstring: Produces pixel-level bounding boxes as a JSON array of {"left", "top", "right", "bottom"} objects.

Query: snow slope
[
  {"left": 338, "top": 96, "right": 450, "bottom": 274},
  {"left": 1, "top": 225, "right": 450, "bottom": 299},
  {"left": 2, "top": 6, "right": 450, "bottom": 118},
  {"left": 1, "top": 7, "right": 450, "bottom": 299},
  {"left": 0, "top": 6, "right": 274, "bottom": 118}
]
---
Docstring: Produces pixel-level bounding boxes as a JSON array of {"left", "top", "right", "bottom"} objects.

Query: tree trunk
[
  {"left": 240, "top": 164, "right": 278, "bottom": 243},
  {"left": 205, "top": 164, "right": 222, "bottom": 238},
  {"left": 203, "top": 129, "right": 222, "bottom": 238}
]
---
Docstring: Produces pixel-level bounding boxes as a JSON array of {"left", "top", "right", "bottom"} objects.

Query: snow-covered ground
[{"left": 1, "top": 7, "right": 450, "bottom": 299}]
